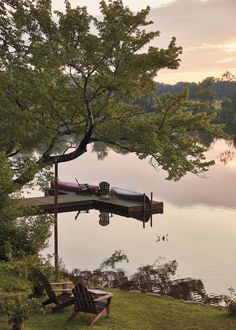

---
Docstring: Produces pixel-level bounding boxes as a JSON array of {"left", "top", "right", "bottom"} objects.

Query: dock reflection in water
[{"left": 43, "top": 140, "right": 236, "bottom": 297}]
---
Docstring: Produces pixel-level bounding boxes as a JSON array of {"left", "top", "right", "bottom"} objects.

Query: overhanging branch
[{"left": 13, "top": 125, "right": 95, "bottom": 188}]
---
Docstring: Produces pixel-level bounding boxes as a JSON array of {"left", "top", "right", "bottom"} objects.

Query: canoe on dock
[
  {"left": 38, "top": 180, "right": 164, "bottom": 221},
  {"left": 56, "top": 181, "right": 99, "bottom": 193},
  {"left": 53, "top": 181, "right": 150, "bottom": 204},
  {"left": 112, "top": 187, "right": 150, "bottom": 204}
]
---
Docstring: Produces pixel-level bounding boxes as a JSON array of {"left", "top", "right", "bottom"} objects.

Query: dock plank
[{"left": 19, "top": 193, "right": 163, "bottom": 220}]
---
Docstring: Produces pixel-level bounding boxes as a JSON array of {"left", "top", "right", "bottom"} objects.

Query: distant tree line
[
  {"left": 137, "top": 74, "right": 236, "bottom": 142},
  {"left": 157, "top": 78, "right": 236, "bottom": 101}
]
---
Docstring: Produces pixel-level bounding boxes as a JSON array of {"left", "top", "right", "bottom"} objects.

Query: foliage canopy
[{"left": 0, "top": 0, "right": 225, "bottom": 190}]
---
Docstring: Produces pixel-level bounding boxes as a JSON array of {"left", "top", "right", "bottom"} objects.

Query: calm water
[{"left": 42, "top": 139, "right": 236, "bottom": 296}]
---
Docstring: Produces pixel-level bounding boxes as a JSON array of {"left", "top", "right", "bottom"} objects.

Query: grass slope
[
  {"left": 0, "top": 263, "right": 236, "bottom": 329},
  {"left": 25, "top": 292, "right": 236, "bottom": 330}
]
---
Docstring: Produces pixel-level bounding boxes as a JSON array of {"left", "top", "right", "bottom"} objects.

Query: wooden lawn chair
[
  {"left": 32, "top": 270, "right": 74, "bottom": 313},
  {"left": 99, "top": 181, "right": 110, "bottom": 199},
  {"left": 68, "top": 283, "right": 112, "bottom": 326}
]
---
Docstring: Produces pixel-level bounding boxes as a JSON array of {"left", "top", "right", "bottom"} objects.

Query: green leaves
[
  {"left": 97, "top": 90, "right": 225, "bottom": 181},
  {"left": 0, "top": 0, "right": 225, "bottom": 188}
]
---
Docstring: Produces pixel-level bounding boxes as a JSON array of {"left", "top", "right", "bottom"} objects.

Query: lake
[{"left": 43, "top": 139, "right": 236, "bottom": 296}]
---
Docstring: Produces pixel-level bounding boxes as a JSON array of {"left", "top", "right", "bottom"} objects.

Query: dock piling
[{"left": 54, "top": 161, "right": 59, "bottom": 281}]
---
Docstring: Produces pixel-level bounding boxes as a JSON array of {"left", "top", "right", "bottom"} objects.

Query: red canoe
[{"left": 56, "top": 181, "right": 99, "bottom": 193}]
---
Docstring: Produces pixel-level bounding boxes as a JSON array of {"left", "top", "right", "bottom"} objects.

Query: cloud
[
  {"left": 148, "top": 0, "right": 236, "bottom": 82},
  {"left": 51, "top": 0, "right": 235, "bottom": 83}
]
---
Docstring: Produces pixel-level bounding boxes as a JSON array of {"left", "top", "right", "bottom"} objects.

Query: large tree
[{"left": 0, "top": 0, "right": 225, "bottom": 190}]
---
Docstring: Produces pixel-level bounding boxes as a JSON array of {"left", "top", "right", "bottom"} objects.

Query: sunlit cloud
[
  {"left": 184, "top": 45, "right": 218, "bottom": 52},
  {"left": 185, "top": 42, "right": 236, "bottom": 53},
  {"left": 219, "top": 42, "right": 236, "bottom": 53},
  {"left": 216, "top": 58, "right": 236, "bottom": 64},
  {"left": 148, "top": 0, "right": 236, "bottom": 83}
]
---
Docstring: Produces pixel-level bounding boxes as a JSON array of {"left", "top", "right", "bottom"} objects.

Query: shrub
[
  {"left": 224, "top": 287, "right": 236, "bottom": 315},
  {"left": 0, "top": 295, "right": 43, "bottom": 330}
]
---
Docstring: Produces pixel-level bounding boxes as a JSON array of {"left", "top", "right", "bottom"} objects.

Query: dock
[{"left": 20, "top": 193, "right": 163, "bottom": 221}]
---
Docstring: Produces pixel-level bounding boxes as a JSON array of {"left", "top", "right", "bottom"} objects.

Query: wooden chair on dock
[
  {"left": 68, "top": 283, "right": 112, "bottom": 326},
  {"left": 31, "top": 270, "right": 74, "bottom": 313},
  {"left": 99, "top": 181, "right": 111, "bottom": 199}
]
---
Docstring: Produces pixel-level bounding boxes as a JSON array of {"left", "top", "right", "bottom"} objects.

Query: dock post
[
  {"left": 54, "top": 160, "right": 59, "bottom": 281},
  {"left": 150, "top": 192, "right": 153, "bottom": 227},
  {"left": 143, "top": 193, "right": 146, "bottom": 228}
]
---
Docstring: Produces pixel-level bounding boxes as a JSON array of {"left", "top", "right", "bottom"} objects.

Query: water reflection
[
  {"left": 155, "top": 233, "right": 169, "bottom": 243},
  {"left": 98, "top": 212, "right": 112, "bottom": 227},
  {"left": 74, "top": 210, "right": 89, "bottom": 221},
  {"left": 74, "top": 209, "right": 154, "bottom": 227},
  {"left": 42, "top": 139, "right": 236, "bottom": 296},
  {"left": 51, "top": 139, "right": 236, "bottom": 208},
  {"left": 67, "top": 254, "right": 210, "bottom": 304},
  {"left": 91, "top": 141, "right": 109, "bottom": 161}
]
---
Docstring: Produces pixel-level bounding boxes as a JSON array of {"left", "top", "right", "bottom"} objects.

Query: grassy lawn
[
  {"left": 0, "top": 263, "right": 236, "bottom": 329},
  {"left": 24, "top": 292, "right": 236, "bottom": 330}
]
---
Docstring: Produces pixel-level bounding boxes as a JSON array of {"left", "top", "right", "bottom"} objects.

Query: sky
[{"left": 52, "top": 0, "right": 236, "bottom": 84}]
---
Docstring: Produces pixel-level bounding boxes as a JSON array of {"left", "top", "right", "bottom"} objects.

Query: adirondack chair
[
  {"left": 68, "top": 283, "right": 112, "bottom": 326},
  {"left": 31, "top": 270, "right": 74, "bottom": 313},
  {"left": 99, "top": 181, "right": 110, "bottom": 199}
]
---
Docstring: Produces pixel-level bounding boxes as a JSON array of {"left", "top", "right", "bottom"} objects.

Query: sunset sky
[{"left": 53, "top": 0, "right": 236, "bottom": 84}]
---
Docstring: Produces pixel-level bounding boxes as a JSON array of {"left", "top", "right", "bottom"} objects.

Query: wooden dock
[{"left": 20, "top": 193, "right": 163, "bottom": 221}]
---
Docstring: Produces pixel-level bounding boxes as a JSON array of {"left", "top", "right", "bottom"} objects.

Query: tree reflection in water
[
  {"left": 218, "top": 146, "right": 236, "bottom": 165},
  {"left": 155, "top": 233, "right": 169, "bottom": 242},
  {"left": 66, "top": 251, "right": 219, "bottom": 304}
]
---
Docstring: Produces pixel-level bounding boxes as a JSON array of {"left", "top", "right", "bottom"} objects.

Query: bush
[
  {"left": 0, "top": 294, "right": 43, "bottom": 330},
  {"left": 5, "top": 255, "right": 55, "bottom": 297},
  {"left": 224, "top": 287, "right": 236, "bottom": 315}
]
